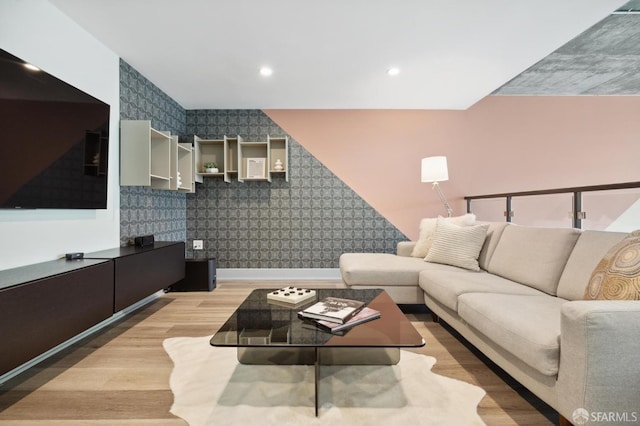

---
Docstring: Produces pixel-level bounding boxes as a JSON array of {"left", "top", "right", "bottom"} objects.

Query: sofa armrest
[
  {"left": 396, "top": 241, "right": 416, "bottom": 257},
  {"left": 557, "top": 301, "right": 640, "bottom": 422}
]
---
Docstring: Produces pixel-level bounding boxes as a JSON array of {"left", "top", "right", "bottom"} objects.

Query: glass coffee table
[{"left": 210, "top": 288, "right": 425, "bottom": 415}]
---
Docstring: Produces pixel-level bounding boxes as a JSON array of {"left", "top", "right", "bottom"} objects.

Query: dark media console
[
  {"left": 0, "top": 242, "right": 185, "bottom": 377},
  {"left": 85, "top": 242, "right": 185, "bottom": 311}
]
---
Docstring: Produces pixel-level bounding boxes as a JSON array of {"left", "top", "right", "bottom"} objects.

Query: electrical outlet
[{"left": 193, "top": 239, "right": 203, "bottom": 250}]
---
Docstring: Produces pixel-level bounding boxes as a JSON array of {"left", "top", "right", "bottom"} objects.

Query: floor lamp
[{"left": 421, "top": 156, "right": 452, "bottom": 217}]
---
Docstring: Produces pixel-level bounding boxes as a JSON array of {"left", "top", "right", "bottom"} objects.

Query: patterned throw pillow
[
  {"left": 424, "top": 218, "right": 489, "bottom": 271},
  {"left": 584, "top": 230, "right": 640, "bottom": 300},
  {"left": 410, "top": 213, "right": 476, "bottom": 258}
]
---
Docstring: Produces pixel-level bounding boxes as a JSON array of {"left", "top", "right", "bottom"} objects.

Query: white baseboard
[{"left": 217, "top": 268, "right": 341, "bottom": 281}]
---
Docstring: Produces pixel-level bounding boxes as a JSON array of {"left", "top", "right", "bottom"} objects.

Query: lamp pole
[{"left": 432, "top": 181, "right": 452, "bottom": 217}]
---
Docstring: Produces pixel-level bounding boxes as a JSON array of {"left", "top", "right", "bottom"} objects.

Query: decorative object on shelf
[
  {"left": 246, "top": 158, "right": 266, "bottom": 179},
  {"left": 421, "top": 156, "right": 452, "bottom": 217},
  {"left": 204, "top": 162, "right": 219, "bottom": 173},
  {"left": 274, "top": 158, "right": 284, "bottom": 171}
]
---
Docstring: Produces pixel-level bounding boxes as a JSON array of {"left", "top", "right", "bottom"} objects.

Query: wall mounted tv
[{"left": 0, "top": 48, "right": 110, "bottom": 209}]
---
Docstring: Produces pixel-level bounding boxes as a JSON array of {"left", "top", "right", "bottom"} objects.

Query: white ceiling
[{"left": 51, "top": 0, "right": 625, "bottom": 110}]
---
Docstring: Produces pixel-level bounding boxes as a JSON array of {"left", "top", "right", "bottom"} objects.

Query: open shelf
[
  {"left": 194, "top": 134, "right": 288, "bottom": 183},
  {"left": 121, "top": 120, "right": 194, "bottom": 192}
]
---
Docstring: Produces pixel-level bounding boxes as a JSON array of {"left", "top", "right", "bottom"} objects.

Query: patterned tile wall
[
  {"left": 185, "top": 110, "right": 407, "bottom": 268},
  {"left": 119, "top": 60, "right": 187, "bottom": 245}
]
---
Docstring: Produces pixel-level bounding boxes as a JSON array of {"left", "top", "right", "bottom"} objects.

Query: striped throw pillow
[{"left": 425, "top": 218, "right": 489, "bottom": 271}]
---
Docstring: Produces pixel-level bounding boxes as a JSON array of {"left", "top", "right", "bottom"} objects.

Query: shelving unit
[
  {"left": 121, "top": 122, "right": 287, "bottom": 189},
  {"left": 268, "top": 135, "right": 289, "bottom": 182},
  {"left": 225, "top": 137, "right": 239, "bottom": 181},
  {"left": 194, "top": 134, "right": 288, "bottom": 183},
  {"left": 121, "top": 120, "right": 194, "bottom": 192},
  {"left": 194, "top": 136, "right": 226, "bottom": 183},
  {"left": 149, "top": 129, "right": 172, "bottom": 190},
  {"left": 238, "top": 138, "right": 269, "bottom": 182},
  {"left": 171, "top": 136, "right": 194, "bottom": 192},
  {"left": 179, "top": 142, "right": 194, "bottom": 192}
]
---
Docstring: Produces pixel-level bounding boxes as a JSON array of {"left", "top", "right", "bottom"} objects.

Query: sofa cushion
[
  {"left": 477, "top": 222, "right": 510, "bottom": 271},
  {"left": 425, "top": 218, "right": 489, "bottom": 271},
  {"left": 487, "top": 225, "right": 581, "bottom": 295},
  {"left": 557, "top": 230, "right": 628, "bottom": 300},
  {"left": 419, "top": 269, "right": 546, "bottom": 312},
  {"left": 457, "top": 293, "right": 566, "bottom": 376},
  {"left": 410, "top": 213, "right": 476, "bottom": 258},
  {"left": 339, "top": 253, "right": 459, "bottom": 287},
  {"left": 584, "top": 230, "right": 640, "bottom": 300},
  {"left": 396, "top": 241, "right": 416, "bottom": 257}
]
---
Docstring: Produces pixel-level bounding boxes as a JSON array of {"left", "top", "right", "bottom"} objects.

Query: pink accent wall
[{"left": 265, "top": 96, "right": 640, "bottom": 240}]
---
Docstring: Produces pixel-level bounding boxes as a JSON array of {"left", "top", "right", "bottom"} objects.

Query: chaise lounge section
[{"left": 339, "top": 219, "right": 640, "bottom": 425}]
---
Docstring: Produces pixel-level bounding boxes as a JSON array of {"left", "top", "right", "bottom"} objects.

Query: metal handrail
[{"left": 465, "top": 181, "right": 640, "bottom": 228}]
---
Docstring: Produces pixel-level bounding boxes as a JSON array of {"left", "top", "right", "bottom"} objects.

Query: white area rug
[{"left": 163, "top": 335, "right": 486, "bottom": 426}]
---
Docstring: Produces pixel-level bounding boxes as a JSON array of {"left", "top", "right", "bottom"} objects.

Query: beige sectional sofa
[{"left": 339, "top": 221, "right": 640, "bottom": 424}]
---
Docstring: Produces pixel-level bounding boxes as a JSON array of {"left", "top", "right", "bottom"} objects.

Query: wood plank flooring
[{"left": 0, "top": 281, "right": 555, "bottom": 425}]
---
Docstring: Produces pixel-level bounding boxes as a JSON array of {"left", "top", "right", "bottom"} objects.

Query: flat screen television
[{"left": 0, "top": 48, "right": 110, "bottom": 209}]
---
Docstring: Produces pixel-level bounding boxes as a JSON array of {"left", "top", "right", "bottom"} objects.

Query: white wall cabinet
[
  {"left": 121, "top": 120, "right": 194, "bottom": 192},
  {"left": 195, "top": 134, "right": 288, "bottom": 183}
]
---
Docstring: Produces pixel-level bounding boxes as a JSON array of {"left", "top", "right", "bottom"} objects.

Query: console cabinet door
[
  {"left": 0, "top": 262, "right": 113, "bottom": 376},
  {"left": 113, "top": 243, "right": 185, "bottom": 312}
]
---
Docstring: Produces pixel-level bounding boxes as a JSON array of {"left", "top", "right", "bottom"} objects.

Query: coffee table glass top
[{"left": 210, "top": 288, "right": 425, "bottom": 348}]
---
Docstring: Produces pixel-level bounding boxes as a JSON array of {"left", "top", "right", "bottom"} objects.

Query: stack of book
[{"left": 298, "top": 296, "right": 381, "bottom": 334}]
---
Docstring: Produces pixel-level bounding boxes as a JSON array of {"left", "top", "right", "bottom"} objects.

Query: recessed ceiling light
[
  {"left": 387, "top": 67, "right": 400, "bottom": 76},
  {"left": 23, "top": 63, "right": 40, "bottom": 72},
  {"left": 259, "top": 66, "right": 273, "bottom": 77}
]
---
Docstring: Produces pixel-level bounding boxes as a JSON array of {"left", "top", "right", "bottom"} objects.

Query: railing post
[
  {"left": 505, "top": 196, "right": 513, "bottom": 223},
  {"left": 573, "top": 191, "right": 583, "bottom": 229},
  {"left": 467, "top": 198, "right": 472, "bottom": 214}
]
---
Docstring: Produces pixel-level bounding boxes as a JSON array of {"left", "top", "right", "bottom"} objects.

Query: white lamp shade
[{"left": 421, "top": 156, "right": 449, "bottom": 183}]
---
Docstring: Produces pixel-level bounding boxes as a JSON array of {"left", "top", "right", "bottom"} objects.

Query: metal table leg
[{"left": 314, "top": 347, "right": 319, "bottom": 416}]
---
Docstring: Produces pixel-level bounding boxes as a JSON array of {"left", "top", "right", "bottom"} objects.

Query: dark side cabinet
[
  {"left": 0, "top": 260, "right": 113, "bottom": 376},
  {"left": 171, "top": 258, "right": 216, "bottom": 292}
]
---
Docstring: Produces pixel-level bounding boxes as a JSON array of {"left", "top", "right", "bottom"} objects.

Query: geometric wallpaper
[
  {"left": 119, "top": 60, "right": 407, "bottom": 268},
  {"left": 119, "top": 60, "right": 188, "bottom": 245},
  {"left": 185, "top": 110, "right": 407, "bottom": 268}
]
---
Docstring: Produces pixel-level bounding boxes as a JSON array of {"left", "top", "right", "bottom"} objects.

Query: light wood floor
[{"left": 0, "top": 281, "right": 555, "bottom": 425}]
